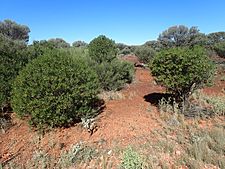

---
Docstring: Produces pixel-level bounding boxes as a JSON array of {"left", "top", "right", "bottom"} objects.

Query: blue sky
[{"left": 1, "top": 0, "right": 225, "bottom": 45}]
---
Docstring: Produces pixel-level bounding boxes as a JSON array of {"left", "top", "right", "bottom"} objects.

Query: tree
[
  {"left": 158, "top": 25, "right": 206, "bottom": 48},
  {"left": 0, "top": 19, "right": 30, "bottom": 43},
  {"left": 88, "top": 35, "right": 117, "bottom": 63},
  {"left": 72, "top": 40, "right": 87, "bottom": 47},
  {"left": 207, "top": 32, "right": 225, "bottom": 45},
  {"left": 48, "top": 38, "right": 70, "bottom": 48},
  {"left": 150, "top": 46, "right": 215, "bottom": 112}
]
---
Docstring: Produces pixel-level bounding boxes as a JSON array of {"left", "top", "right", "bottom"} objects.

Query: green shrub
[
  {"left": 88, "top": 35, "right": 134, "bottom": 91},
  {"left": 150, "top": 46, "right": 215, "bottom": 109},
  {"left": 93, "top": 59, "right": 134, "bottom": 91},
  {"left": 0, "top": 34, "right": 29, "bottom": 109},
  {"left": 134, "top": 45, "right": 156, "bottom": 63},
  {"left": 121, "top": 146, "right": 144, "bottom": 169},
  {"left": 214, "top": 42, "right": 225, "bottom": 58},
  {"left": 88, "top": 35, "right": 117, "bottom": 63},
  {"left": 11, "top": 50, "right": 100, "bottom": 128}
]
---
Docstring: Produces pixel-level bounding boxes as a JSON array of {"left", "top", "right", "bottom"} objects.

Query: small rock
[
  {"left": 175, "top": 150, "right": 181, "bottom": 156},
  {"left": 107, "top": 150, "right": 112, "bottom": 155}
]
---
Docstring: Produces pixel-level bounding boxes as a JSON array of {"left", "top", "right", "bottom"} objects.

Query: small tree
[
  {"left": 150, "top": 46, "right": 215, "bottom": 112},
  {"left": 88, "top": 35, "right": 117, "bottom": 63},
  {"left": 0, "top": 19, "right": 30, "bottom": 43},
  {"left": 158, "top": 25, "right": 206, "bottom": 48}
]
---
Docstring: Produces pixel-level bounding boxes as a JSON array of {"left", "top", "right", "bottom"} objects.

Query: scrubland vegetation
[{"left": 0, "top": 19, "right": 225, "bottom": 168}]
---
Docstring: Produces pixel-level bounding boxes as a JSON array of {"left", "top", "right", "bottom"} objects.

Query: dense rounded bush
[
  {"left": 88, "top": 35, "right": 117, "bottom": 63},
  {"left": 150, "top": 46, "right": 215, "bottom": 106},
  {"left": 214, "top": 42, "right": 225, "bottom": 58},
  {"left": 0, "top": 34, "right": 29, "bottom": 109},
  {"left": 93, "top": 60, "right": 134, "bottom": 91},
  {"left": 134, "top": 46, "right": 156, "bottom": 63},
  {"left": 11, "top": 50, "right": 100, "bottom": 128}
]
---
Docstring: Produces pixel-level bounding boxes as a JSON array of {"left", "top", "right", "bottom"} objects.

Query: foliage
[
  {"left": 150, "top": 46, "right": 215, "bottom": 106},
  {"left": 0, "top": 19, "right": 30, "bottom": 43},
  {"left": 116, "top": 43, "right": 128, "bottom": 50},
  {"left": 0, "top": 34, "right": 30, "bottom": 109},
  {"left": 88, "top": 35, "right": 134, "bottom": 91},
  {"left": 48, "top": 38, "right": 70, "bottom": 48},
  {"left": 144, "top": 40, "right": 162, "bottom": 51},
  {"left": 121, "top": 146, "right": 144, "bottom": 169},
  {"left": 119, "top": 47, "right": 132, "bottom": 55},
  {"left": 11, "top": 50, "right": 100, "bottom": 128},
  {"left": 72, "top": 40, "right": 87, "bottom": 47},
  {"left": 158, "top": 25, "right": 207, "bottom": 48},
  {"left": 58, "top": 142, "right": 98, "bottom": 167},
  {"left": 214, "top": 42, "right": 225, "bottom": 58},
  {"left": 88, "top": 35, "right": 117, "bottom": 63},
  {"left": 134, "top": 45, "right": 156, "bottom": 63},
  {"left": 186, "top": 127, "right": 225, "bottom": 168},
  {"left": 92, "top": 59, "right": 134, "bottom": 91},
  {"left": 207, "top": 32, "right": 225, "bottom": 45}
]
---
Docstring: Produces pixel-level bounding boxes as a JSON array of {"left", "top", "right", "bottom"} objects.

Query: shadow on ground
[{"left": 144, "top": 92, "right": 174, "bottom": 106}]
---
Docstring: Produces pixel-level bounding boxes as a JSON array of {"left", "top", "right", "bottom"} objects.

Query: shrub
[
  {"left": 88, "top": 35, "right": 117, "bottom": 63},
  {"left": 150, "top": 46, "right": 215, "bottom": 110},
  {"left": 88, "top": 35, "right": 134, "bottom": 91},
  {"left": 207, "top": 32, "right": 225, "bottom": 45},
  {"left": 134, "top": 45, "right": 156, "bottom": 63},
  {"left": 0, "top": 34, "right": 29, "bottom": 110},
  {"left": 214, "top": 42, "right": 225, "bottom": 58},
  {"left": 121, "top": 146, "right": 144, "bottom": 169},
  {"left": 11, "top": 50, "right": 100, "bottom": 128},
  {"left": 93, "top": 59, "right": 134, "bottom": 91}
]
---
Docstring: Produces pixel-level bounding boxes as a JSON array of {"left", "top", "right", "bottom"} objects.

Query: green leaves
[
  {"left": 214, "top": 42, "right": 225, "bottom": 58},
  {"left": 150, "top": 46, "right": 215, "bottom": 101},
  {"left": 134, "top": 45, "right": 156, "bottom": 64},
  {"left": 11, "top": 50, "right": 100, "bottom": 128},
  {"left": 88, "top": 35, "right": 117, "bottom": 64}
]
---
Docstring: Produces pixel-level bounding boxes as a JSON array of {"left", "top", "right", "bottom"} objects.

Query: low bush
[
  {"left": 11, "top": 50, "right": 100, "bottom": 128},
  {"left": 134, "top": 45, "right": 156, "bottom": 63},
  {"left": 214, "top": 42, "right": 225, "bottom": 58},
  {"left": 93, "top": 59, "right": 134, "bottom": 91},
  {"left": 121, "top": 146, "right": 144, "bottom": 169}
]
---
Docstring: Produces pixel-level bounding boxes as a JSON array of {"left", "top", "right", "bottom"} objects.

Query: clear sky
[{"left": 1, "top": 0, "right": 225, "bottom": 45}]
